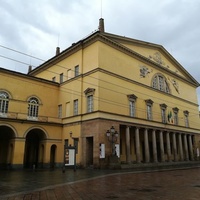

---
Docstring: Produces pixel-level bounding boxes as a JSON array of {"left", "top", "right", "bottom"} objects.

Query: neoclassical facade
[{"left": 0, "top": 19, "right": 200, "bottom": 169}]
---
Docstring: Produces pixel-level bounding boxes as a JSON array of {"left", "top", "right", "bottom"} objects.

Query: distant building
[{"left": 0, "top": 19, "right": 200, "bottom": 169}]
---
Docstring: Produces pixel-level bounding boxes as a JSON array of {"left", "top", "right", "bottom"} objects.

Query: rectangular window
[
  {"left": 174, "top": 112, "right": 178, "bottom": 125},
  {"left": 58, "top": 104, "right": 62, "bottom": 118},
  {"left": 147, "top": 105, "right": 152, "bottom": 120},
  {"left": 65, "top": 102, "right": 70, "bottom": 117},
  {"left": 52, "top": 76, "right": 56, "bottom": 82},
  {"left": 73, "top": 99, "right": 78, "bottom": 115},
  {"left": 67, "top": 69, "right": 71, "bottom": 80},
  {"left": 60, "top": 73, "right": 63, "bottom": 83},
  {"left": 73, "top": 138, "right": 79, "bottom": 154},
  {"left": 75, "top": 65, "right": 79, "bottom": 77},
  {"left": 87, "top": 95, "right": 93, "bottom": 112},
  {"left": 185, "top": 115, "right": 189, "bottom": 127},
  {"left": 161, "top": 108, "right": 166, "bottom": 123},
  {"left": 129, "top": 101, "right": 135, "bottom": 117},
  {"left": 64, "top": 139, "right": 69, "bottom": 147}
]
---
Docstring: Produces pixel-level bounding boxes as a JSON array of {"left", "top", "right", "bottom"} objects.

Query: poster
[
  {"left": 65, "top": 148, "right": 75, "bottom": 166},
  {"left": 99, "top": 143, "right": 105, "bottom": 158}
]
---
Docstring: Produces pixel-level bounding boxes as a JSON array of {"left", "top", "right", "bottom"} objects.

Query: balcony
[{"left": 0, "top": 112, "right": 62, "bottom": 124}]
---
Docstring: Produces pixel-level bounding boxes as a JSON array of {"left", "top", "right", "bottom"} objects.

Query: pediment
[{"left": 102, "top": 32, "right": 199, "bottom": 87}]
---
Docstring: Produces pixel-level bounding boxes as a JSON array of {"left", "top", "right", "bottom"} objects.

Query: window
[
  {"left": 73, "top": 138, "right": 79, "bottom": 154},
  {"left": 74, "top": 65, "right": 79, "bottom": 77},
  {"left": 84, "top": 88, "right": 95, "bottom": 113},
  {"left": 160, "top": 104, "right": 167, "bottom": 123},
  {"left": 64, "top": 139, "right": 69, "bottom": 147},
  {"left": 184, "top": 110, "right": 189, "bottom": 127},
  {"left": 58, "top": 104, "right": 62, "bottom": 118},
  {"left": 127, "top": 94, "right": 137, "bottom": 117},
  {"left": 129, "top": 101, "right": 135, "bottom": 117},
  {"left": 173, "top": 107, "right": 179, "bottom": 125},
  {"left": 67, "top": 69, "right": 72, "bottom": 80},
  {"left": 65, "top": 102, "right": 70, "bottom": 117},
  {"left": 74, "top": 99, "right": 78, "bottom": 115},
  {"left": 152, "top": 74, "right": 170, "bottom": 93},
  {"left": 0, "top": 91, "right": 9, "bottom": 115},
  {"left": 52, "top": 76, "right": 56, "bottom": 82},
  {"left": 28, "top": 97, "right": 39, "bottom": 119},
  {"left": 60, "top": 73, "right": 63, "bottom": 83},
  {"left": 87, "top": 95, "right": 93, "bottom": 112},
  {"left": 145, "top": 99, "right": 153, "bottom": 120}
]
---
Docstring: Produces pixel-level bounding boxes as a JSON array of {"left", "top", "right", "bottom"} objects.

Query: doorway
[{"left": 86, "top": 137, "right": 93, "bottom": 166}]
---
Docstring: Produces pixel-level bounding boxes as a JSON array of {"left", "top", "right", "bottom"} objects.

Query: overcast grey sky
[{"left": 0, "top": 0, "right": 200, "bottom": 108}]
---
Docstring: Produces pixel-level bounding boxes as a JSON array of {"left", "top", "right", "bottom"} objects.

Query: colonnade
[{"left": 125, "top": 126, "right": 194, "bottom": 164}]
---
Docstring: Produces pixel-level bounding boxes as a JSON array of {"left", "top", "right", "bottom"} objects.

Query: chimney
[
  {"left": 56, "top": 47, "right": 60, "bottom": 55},
  {"left": 98, "top": 18, "right": 105, "bottom": 32},
  {"left": 28, "top": 65, "right": 32, "bottom": 74}
]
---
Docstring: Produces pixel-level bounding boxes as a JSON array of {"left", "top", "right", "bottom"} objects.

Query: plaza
[{"left": 1, "top": 166, "right": 200, "bottom": 199}]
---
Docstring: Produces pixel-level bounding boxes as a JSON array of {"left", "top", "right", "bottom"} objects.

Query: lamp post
[{"left": 106, "top": 126, "right": 118, "bottom": 156}]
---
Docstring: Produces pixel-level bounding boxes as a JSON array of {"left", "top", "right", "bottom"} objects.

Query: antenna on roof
[
  {"left": 98, "top": 0, "right": 105, "bottom": 32},
  {"left": 28, "top": 53, "right": 32, "bottom": 73},
  {"left": 57, "top": 33, "right": 60, "bottom": 47},
  {"left": 101, "top": 0, "right": 103, "bottom": 18}
]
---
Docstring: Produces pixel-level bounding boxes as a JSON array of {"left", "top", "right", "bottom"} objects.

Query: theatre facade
[{"left": 0, "top": 19, "right": 200, "bottom": 169}]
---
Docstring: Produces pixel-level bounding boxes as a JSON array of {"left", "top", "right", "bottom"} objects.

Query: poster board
[
  {"left": 99, "top": 143, "right": 105, "bottom": 158},
  {"left": 64, "top": 148, "right": 75, "bottom": 166},
  {"left": 63, "top": 145, "right": 76, "bottom": 172}
]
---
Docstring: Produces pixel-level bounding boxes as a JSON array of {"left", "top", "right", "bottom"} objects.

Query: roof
[{"left": 28, "top": 28, "right": 200, "bottom": 87}]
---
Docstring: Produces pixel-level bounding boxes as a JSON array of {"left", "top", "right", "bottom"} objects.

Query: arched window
[
  {"left": 28, "top": 97, "right": 39, "bottom": 119},
  {"left": 0, "top": 91, "right": 9, "bottom": 114},
  {"left": 152, "top": 74, "right": 170, "bottom": 93}
]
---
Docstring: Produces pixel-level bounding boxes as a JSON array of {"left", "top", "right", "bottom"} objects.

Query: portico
[{"left": 121, "top": 125, "right": 195, "bottom": 164}]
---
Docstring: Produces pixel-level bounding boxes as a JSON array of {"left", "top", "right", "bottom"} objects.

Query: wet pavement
[{"left": 1, "top": 167, "right": 200, "bottom": 199}]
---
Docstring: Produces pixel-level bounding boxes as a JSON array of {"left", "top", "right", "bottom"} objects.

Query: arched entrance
[
  {"left": 50, "top": 145, "right": 57, "bottom": 169},
  {"left": 24, "top": 128, "right": 46, "bottom": 169},
  {"left": 0, "top": 125, "right": 15, "bottom": 169}
]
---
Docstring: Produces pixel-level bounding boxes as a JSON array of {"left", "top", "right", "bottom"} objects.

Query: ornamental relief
[
  {"left": 149, "top": 52, "right": 165, "bottom": 66},
  {"left": 168, "top": 77, "right": 179, "bottom": 94},
  {"left": 139, "top": 66, "right": 152, "bottom": 78}
]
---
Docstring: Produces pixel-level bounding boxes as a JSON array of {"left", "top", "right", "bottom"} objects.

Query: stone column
[
  {"left": 152, "top": 129, "right": 158, "bottom": 162},
  {"left": 183, "top": 134, "right": 189, "bottom": 161},
  {"left": 159, "top": 131, "right": 165, "bottom": 162},
  {"left": 144, "top": 129, "right": 150, "bottom": 163},
  {"left": 125, "top": 126, "right": 131, "bottom": 164},
  {"left": 172, "top": 133, "right": 178, "bottom": 161},
  {"left": 135, "top": 127, "right": 141, "bottom": 163},
  {"left": 188, "top": 135, "right": 194, "bottom": 161},
  {"left": 166, "top": 132, "right": 171, "bottom": 162},
  {"left": 178, "top": 133, "right": 183, "bottom": 161}
]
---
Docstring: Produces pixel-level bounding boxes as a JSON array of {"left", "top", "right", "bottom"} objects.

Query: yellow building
[{"left": 0, "top": 19, "right": 200, "bottom": 169}]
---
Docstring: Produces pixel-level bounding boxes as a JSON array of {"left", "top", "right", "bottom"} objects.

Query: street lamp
[{"left": 106, "top": 126, "right": 118, "bottom": 156}]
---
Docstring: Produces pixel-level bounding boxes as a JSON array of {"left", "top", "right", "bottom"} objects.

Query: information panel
[{"left": 64, "top": 148, "right": 75, "bottom": 166}]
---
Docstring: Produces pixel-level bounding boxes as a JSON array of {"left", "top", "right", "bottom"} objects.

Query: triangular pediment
[{"left": 101, "top": 32, "right": 199, "bottom": 87}]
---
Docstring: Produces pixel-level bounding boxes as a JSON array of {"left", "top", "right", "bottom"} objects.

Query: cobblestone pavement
[{"left": 1, "top": 168, "right": 200, "bottom": 199}]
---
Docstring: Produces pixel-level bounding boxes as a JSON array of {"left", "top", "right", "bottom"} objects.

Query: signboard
[
  {"left": 62, "top": 145, "right": 76, "bottom": 172},
  {"left": 115, "top": 144, "right": 120, "bottom": 158},
  {"left": 99, "top": 143, "right": 105, "bottom": 158},
  {"left": 65, "top": 149, "right": 75, "bottom": 166}
]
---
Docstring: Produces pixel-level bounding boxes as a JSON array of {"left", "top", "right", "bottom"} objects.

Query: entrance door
[
  {"left": 86, "top": 137, "right": 93, "bottom": 167},
  {"left": 0, "top": 126, "right": 15, "bottom": 169},
  {"left": 24, "top": 129, "right": 46, "bottom": 169},
  {"left": 50, "top": 145, "right": 56, "bottom": 169}
]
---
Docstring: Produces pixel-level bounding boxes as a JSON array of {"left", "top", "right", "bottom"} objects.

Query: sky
[{"left": 0, "top": 0, "right": 200, "bottom": 108}]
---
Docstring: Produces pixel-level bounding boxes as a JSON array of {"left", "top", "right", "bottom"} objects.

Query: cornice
[{"left": 0, "top": 67, "right": 59, "bottom": 86}]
